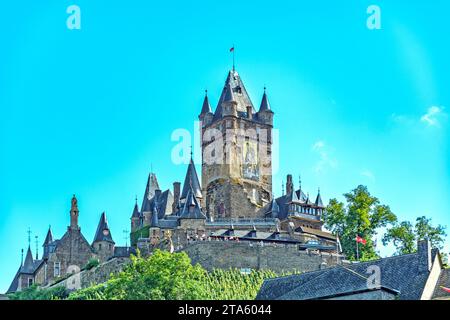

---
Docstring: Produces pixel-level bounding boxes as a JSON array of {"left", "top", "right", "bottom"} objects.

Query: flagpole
[
  {"left": 356, "top": 237, "right": 359, "bottom": 261},
  {"left": 232, "top": 44, "right": 235, "bottom": 71}
]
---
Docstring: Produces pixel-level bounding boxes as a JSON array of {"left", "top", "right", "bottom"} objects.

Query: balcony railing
[{"left": 206, "top": 218, "right": 278, "bottom": 227}]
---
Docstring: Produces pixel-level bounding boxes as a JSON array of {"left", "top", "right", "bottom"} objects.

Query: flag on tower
[{"left": 229, "top": 46, "right": 235, "bottom": 52}]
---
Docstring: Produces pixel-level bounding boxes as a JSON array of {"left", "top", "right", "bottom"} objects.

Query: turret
[
  {"left": 221, "top": 81, "right": 238, "bottom": 117},
  {"left": 199, "top": 90, "right": 213, "bottom": 127},
  {"left": 92, "top": 212, "right": 115, "bottom": 262},
  {"left": 131, "top": 197, "right": 140, "bottom": 232},
  {"left": 257, "top": 87, "right": 274, "bottom": 125},
  {"left": 42, "top": 226, "right": 53, "bottom": 260}
]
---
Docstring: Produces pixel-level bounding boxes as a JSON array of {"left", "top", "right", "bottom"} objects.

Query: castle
[{"left": 7, "top": 68, "right": 339, "bottom": 294}]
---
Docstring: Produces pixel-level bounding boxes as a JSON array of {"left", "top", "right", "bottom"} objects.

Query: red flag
[
  {"left": 230, "top": 46, "right": 234, "bottom": 52},
  {"left": 356, "top": 235, "right": 367, "bottom": 245},
  {"left": 441, "top": 286, "right": 450, "bottom": 293}
]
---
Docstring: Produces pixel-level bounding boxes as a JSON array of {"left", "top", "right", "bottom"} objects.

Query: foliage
[
  {"left": 68, "top": 250, "right": 283, "bottom": 300},
  {"left": 84, "top": 258, "right": 100, "bottom": 270},
  {"left": 130, "top": 226, "right": 150, "bottom": 247},
  {"left": 8, "top": 284, "right": 69, "bottom": 300},
  {"left": 383, "top": 216, "right": 447, "bottom": 257},
  {"left": 200, "top": 268, "right": 279, "bottom": 300},
  {"left": 324, "top": 185, "right": 397, "bottom": 261},
  {"left": 69, "top": 249, "right": 206, "bottom": 300},
  {"left": 382, "top": 221, "right": 416, "bottom": 255}
]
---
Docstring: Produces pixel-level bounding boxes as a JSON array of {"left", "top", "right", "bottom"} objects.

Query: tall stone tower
[{"left": 199, "top": 69, "right": 274, "bottom": 219}]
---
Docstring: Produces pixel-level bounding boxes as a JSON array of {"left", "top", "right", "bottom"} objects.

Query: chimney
[
  {"left": 172, "top": 182, "right": 181, "bottom": 213},
  {"left": 286, "top": 174, "right": 293, "bottom": 195},
  {"left": 246, "top": 106, "right": 253, "bottom": 120},
  {"left": 417, "top": 239, "right": 432, "bottom": 273}
]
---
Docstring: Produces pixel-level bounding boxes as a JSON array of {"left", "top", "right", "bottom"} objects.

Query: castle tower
[
  {"left": 200, "top": 70, "right": 273, "bottom": 219},
  {"left": 92, "top": 212, "right": 115, "bottom": 262}
]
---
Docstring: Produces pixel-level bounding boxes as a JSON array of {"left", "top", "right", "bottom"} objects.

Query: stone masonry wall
[{"left": 181, "top": 241, "right": 343, "bottom": 273}]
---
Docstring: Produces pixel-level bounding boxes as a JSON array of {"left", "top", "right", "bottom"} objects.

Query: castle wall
[{"left": 181, "top": 241, "right": 343, "bottom": 273}]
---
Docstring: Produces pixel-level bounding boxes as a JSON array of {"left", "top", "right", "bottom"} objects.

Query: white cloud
[
  {"left": 420, "top": 106, "right": 445, "bottom": 127},
  {"left": 312, "top": 140, "right": 337, "bottom": 174}
]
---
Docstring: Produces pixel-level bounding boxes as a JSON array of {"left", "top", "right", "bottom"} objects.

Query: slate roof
[
  {"left": 259, "top": 89, "right": 272, "bottom": 112},
  {"left": 131, "top": 202, "right": 140, "bottom": 219},
  {"left": 93, "top": 212, "right": 115, "bottom": 244},
  {"left": 214, "top": 70, "right": 256, "bottom": 121},
  {"left": 114, "top": 246, "right": 136, "bottom": 258},
  {"left": 200, "top": 91, "right": 212, "bottom": 114},
  {"left": 257, "top": 245, "right": 439, "bottom": 300},
  {"left": 141, "top": 173, "right": 160, "bottom": 211},
  {"left": 315, "top": 190, "right": 324, "bottom": 207},
  {"left": 43, "top": 227, "right": 53, "bottom": 246},
  {"left": 179, "top": 188, "right": 207, "bottom": 220},
  {"left": 180, "top": 158, "right": 202, "bottom": 200},
  {"left": 142, "top": 189, "right": 173, "bottom": 219}
]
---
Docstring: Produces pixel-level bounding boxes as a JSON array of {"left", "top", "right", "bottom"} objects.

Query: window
[
  {"left": 99, "top": 243, "right": 102, "bottom": 250},
  {"left": 28, "top": 278, "right": 33, "bottom": 287},
  {"left": 54, "top": 262, "right": 61, "bottom": 277}
]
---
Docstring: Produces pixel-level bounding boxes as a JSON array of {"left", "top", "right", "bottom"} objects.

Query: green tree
[
  {"left": 382, "top": 221, "right": 416, "bottom": 255},
  {"left": 415, "top": 216, "right": 447, "bottom": 251},
  {"left": 324, "top": 185, "right": 397, "bottom": 261},
  {"left": 384, "top": 216, "right": 447, "bottom": 257}
]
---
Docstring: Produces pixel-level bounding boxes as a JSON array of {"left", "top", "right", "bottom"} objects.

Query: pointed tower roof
[
  {"left": 214, "top": 70, "right": 255, "bottom": 120},
  {"left": 93, "top": 212, "right": 115, "bottom": 244},
  {"left": 131, "top": 196, "right": 140, "bottom": 219},
  {"left": 141, "top": 172, "right": 160, "bottom": 212},
  {"left": 21, "top": 246, "right": 34, "bottom": 274},
  {"left": 259, "top": 87, "right": 272, "bottom": 112},
  {"left": 179, "top": 188, "right": 207, "bottom": 220},
  {"left": 200, "top": 90, "right": 212, "bottom": 115},
  {"left": 315, "top": 189, "right": 324, "bottom": 207},
  {"left": 180, "top": 157, "right": 202, "bottom": 200},
  {"left": 43, "top": 227, "right": 53, "bottom": 246},
  {"left": 269, "top": 198, "right": 280, "bottom": 218}
]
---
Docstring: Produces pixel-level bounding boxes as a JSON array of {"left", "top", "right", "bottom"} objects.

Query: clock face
[{"left": 103, "top": 229, "right": 109, "bottom": 236}]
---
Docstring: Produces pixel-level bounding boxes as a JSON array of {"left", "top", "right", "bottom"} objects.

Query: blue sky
[{"left": 0, "top": 0, "right": 449, "bottom": 292}]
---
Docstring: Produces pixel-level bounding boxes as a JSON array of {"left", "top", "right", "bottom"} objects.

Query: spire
[
  {"left": 131, "top": 200, "right": 140, "bottom": 219},
  {"left": 42, "top": 226, "right": 53, "bottom": 260},
  {"left": 22, "top": 246, "right": 34, "bottom": 273},
  {"left": 141, "top": 172, "right": 160, "bottom": 212},
  {"left": 43, "top": 226, "right": 53, "bottom": 246},
  {"left": 180, "top": 157, "right": 202, "bottom": 200},
  {"left": 259, "top": 86, "right": 272, "bottom": 112},
  {"left": 21, "top": 249, "right": 24, "bottom": 267},
  {"left": 315, "top": 188, "right": 324, "bottom": 207},
  {"left": 93, "top": 212, "right": 115, "bottom": 244},
  {"left": 200, "top": 90, "right": 212, "bottom": 114}
]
